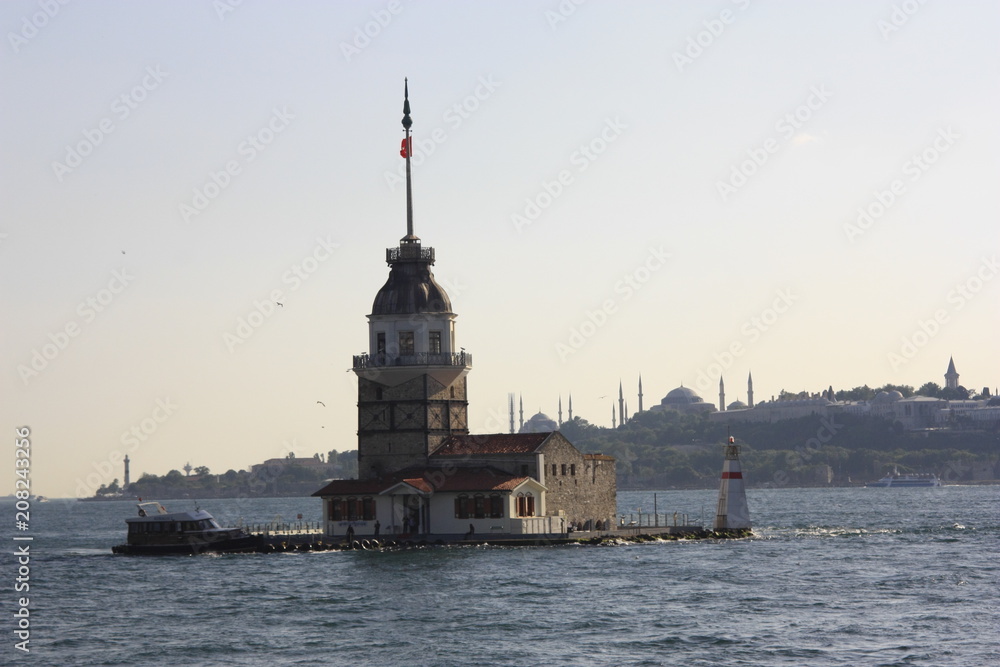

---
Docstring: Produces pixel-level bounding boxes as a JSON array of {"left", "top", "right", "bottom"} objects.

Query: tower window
[
  {"left": 429, "top": 331, "right": 442, "bottom": 355},
  {"left": 376, "top": 332, "right": 386, "bottom": 354},
  {"left": 398, "top": 331, "right": 414, "bottom": 356}
]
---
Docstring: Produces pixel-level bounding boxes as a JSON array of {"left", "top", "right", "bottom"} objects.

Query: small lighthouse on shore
[{"left": 713, "top": 435, "right": 751, "bottom": 532}]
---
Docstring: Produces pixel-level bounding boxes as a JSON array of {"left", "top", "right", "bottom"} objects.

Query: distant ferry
[
  {"left": 112, "top": 501, "right": 263, "bottom": 555},
  {"left": 868, "top": 472, "right": 942, "bottom": 488}
]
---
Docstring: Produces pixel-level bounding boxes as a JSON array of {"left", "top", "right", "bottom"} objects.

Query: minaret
[
  {"left": 945, "top": 356, "right": 959, "bottom": 390},
  {"left": 611, "top": 405, "right": 616, "bottom": 429},
  {"left": 713, "top": 435, "right": 751, "bottom": 532},
  {"left": 719, "top": 376, "right": 726, "bottom": 412},
  {"left": 638, "top": 375, "right": 643, "bottom": 413},
  {"left": 558, "top": 395, "right": 563, "bottom": 426},
  {"left": 618, "top": 381, "right": 625, "bottom": 427},
  {"left": 354, "top": 80, "right": 472, "bottom": 480},
  {"left": 508, "top": 393, "right": 515, "bottom": 434},
  {"left": 519, "top": 395, "right": 524, "bottom": 431},
  {"left": 747, "top": 371, "right": 754, "bottom": 408},
  {"left": 568, "top": 394, "right": 573, "bottom": 421},
  {"left": 124, "top": 454, "right": 131, "bottom": 490}
]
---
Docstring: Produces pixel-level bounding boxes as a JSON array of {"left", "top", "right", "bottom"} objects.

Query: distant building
[{"left": 649, "top": 386, "right": 717, "bottom": 415}]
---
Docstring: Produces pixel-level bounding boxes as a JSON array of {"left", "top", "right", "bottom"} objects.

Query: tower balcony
[
  {"left": 387, "top": 245, "right": 434, "bottom": 263},
  {"left": 353, "top": 351, "right": 472, "bottom": 388},
  {"left": 353, "top": 351, "right": 472, "bottom": 371}
]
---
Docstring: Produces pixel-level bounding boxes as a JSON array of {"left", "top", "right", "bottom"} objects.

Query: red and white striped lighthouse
[{"left": 713, "top": 436, "right": 751, "bottom": 531}]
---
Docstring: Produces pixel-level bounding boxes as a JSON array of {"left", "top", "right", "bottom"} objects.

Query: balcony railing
[
  {"left": 387, "top": 245, "right": 434, "bottom": 262},
  {"left": 353, "top": 351, "right": 472, "bottom": 370}
]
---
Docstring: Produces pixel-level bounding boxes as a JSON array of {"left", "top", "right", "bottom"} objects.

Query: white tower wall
[{"left": 713, "top": 437, "right": 751, "bottom": 531}]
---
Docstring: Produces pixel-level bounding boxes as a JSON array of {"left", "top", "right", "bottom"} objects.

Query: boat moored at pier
[{"left": 112, "top": 501, "right": 263, "bottom": 555}]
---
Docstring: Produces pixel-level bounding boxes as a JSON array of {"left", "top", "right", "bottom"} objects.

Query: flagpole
[{"left": 402, "top": 78, "right": 414, "bottom": 240}]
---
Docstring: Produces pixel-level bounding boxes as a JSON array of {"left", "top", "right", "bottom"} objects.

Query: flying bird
[
  {"left": 276, "top": 302, "right": 284, "bottom": 307},
  {"left": 316, "top": 401, "right": 326, "bottom": 407}
]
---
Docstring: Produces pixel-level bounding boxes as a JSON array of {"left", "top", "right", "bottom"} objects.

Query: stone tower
[
  {"left": 353, "top": 81, "right": 472, "bottom": 480},
  {"left": 945, "top": 356, "right": 959, "bottom": 390}
]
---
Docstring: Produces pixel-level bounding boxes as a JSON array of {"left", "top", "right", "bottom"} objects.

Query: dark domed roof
[
  {"left": 371, "top": 242, "right": 452, "bottom": 316},
  {"left": 662, "top": 386, "right": 704, "bottom": 405},
  {"left": 519, "top": 412, "right": 558, "bottom": 434}
]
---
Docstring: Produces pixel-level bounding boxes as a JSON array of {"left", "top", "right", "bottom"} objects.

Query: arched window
[
  {"left": 473, "top": 494, "right": 486, "bottom": 519},
  {"left": 489, "top": 494, "right": 503, "bottom": 518},
  {"left": 516, "top": 492, "right": 535, "bottom": 517},
  {"left": 347, "top": 497, "right": 361, "bottom": 521},
  {"left": 455, "top": 494, "right": 469, "bottom": 519}
]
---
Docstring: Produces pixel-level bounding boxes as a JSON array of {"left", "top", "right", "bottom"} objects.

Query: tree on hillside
[
  {"left": 917, "top": 382, "right": 943, "bottom": 397},
  {"left": 836, "top": 385, "right": 876, "bottom": 401}
]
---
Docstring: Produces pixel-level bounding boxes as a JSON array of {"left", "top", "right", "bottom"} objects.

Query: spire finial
[
  {"left": 401, "top": 78, "right": 416, "bottom": 241},
  {"left": 402, "top": 78, "right": 412, "bottom": 130}
]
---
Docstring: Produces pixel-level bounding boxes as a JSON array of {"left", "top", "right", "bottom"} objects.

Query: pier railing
[{"left": 618, "top": 512, "right": 693, "bottom": 530}]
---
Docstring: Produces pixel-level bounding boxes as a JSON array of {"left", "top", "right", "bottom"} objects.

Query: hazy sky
[{"left": 3, "top": 0, "right": 997, "bottom": 497}]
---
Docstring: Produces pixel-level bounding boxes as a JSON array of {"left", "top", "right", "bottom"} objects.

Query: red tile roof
[
  {"left": 584, "top": 453, "right": 615, "bottom": 461},
  {"left": 431, "top": 432, "right": 550, "bottom": 456}
]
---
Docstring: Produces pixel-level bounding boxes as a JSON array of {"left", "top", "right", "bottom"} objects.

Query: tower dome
[{"left": 371, "top": 242, "right": 453, "bottom": 316}]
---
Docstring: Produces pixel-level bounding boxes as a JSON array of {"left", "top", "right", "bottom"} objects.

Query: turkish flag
[{"left": 400, "top": 137, "right": 412, "bottom": 158}]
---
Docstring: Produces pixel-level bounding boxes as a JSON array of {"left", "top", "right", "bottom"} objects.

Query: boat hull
[{"left": 112, "top": 534, "right": 264, "bottom": 556}]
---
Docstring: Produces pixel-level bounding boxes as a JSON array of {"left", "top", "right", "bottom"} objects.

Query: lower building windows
[
  {"left": 332, "top": 497, "right": 374, "bottom": 521},
  {"left": 456, "top": 494, "right": 505, "bottom": 519}
]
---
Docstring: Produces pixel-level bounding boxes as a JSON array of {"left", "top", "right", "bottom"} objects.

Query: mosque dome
[
  {"left": 662, "top": 386, "right": 705, "bottom": 406},
  {"left": 519, "top": 412, "right": 558, "bottom": 433},
  {"left": 727, "top": 400, "right": 748, "bottom": 410},
  {"left": 371, "top": 243, "right": 453, "bottom": 316},
  {"left": 873, "top": 391, "right": 902, "bottom": 404}
]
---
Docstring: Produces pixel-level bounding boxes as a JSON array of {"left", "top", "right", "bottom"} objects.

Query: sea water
[{"left": 7, "top": 486, "right": 998, "bottom": 666}]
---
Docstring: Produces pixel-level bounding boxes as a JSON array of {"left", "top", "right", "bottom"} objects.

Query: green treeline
[
  {"left": 94, "top": 450, "right": 359, "bottom": 499},
  {"left": 559, "top": 410, "right": 999, "bottom": 489}
]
